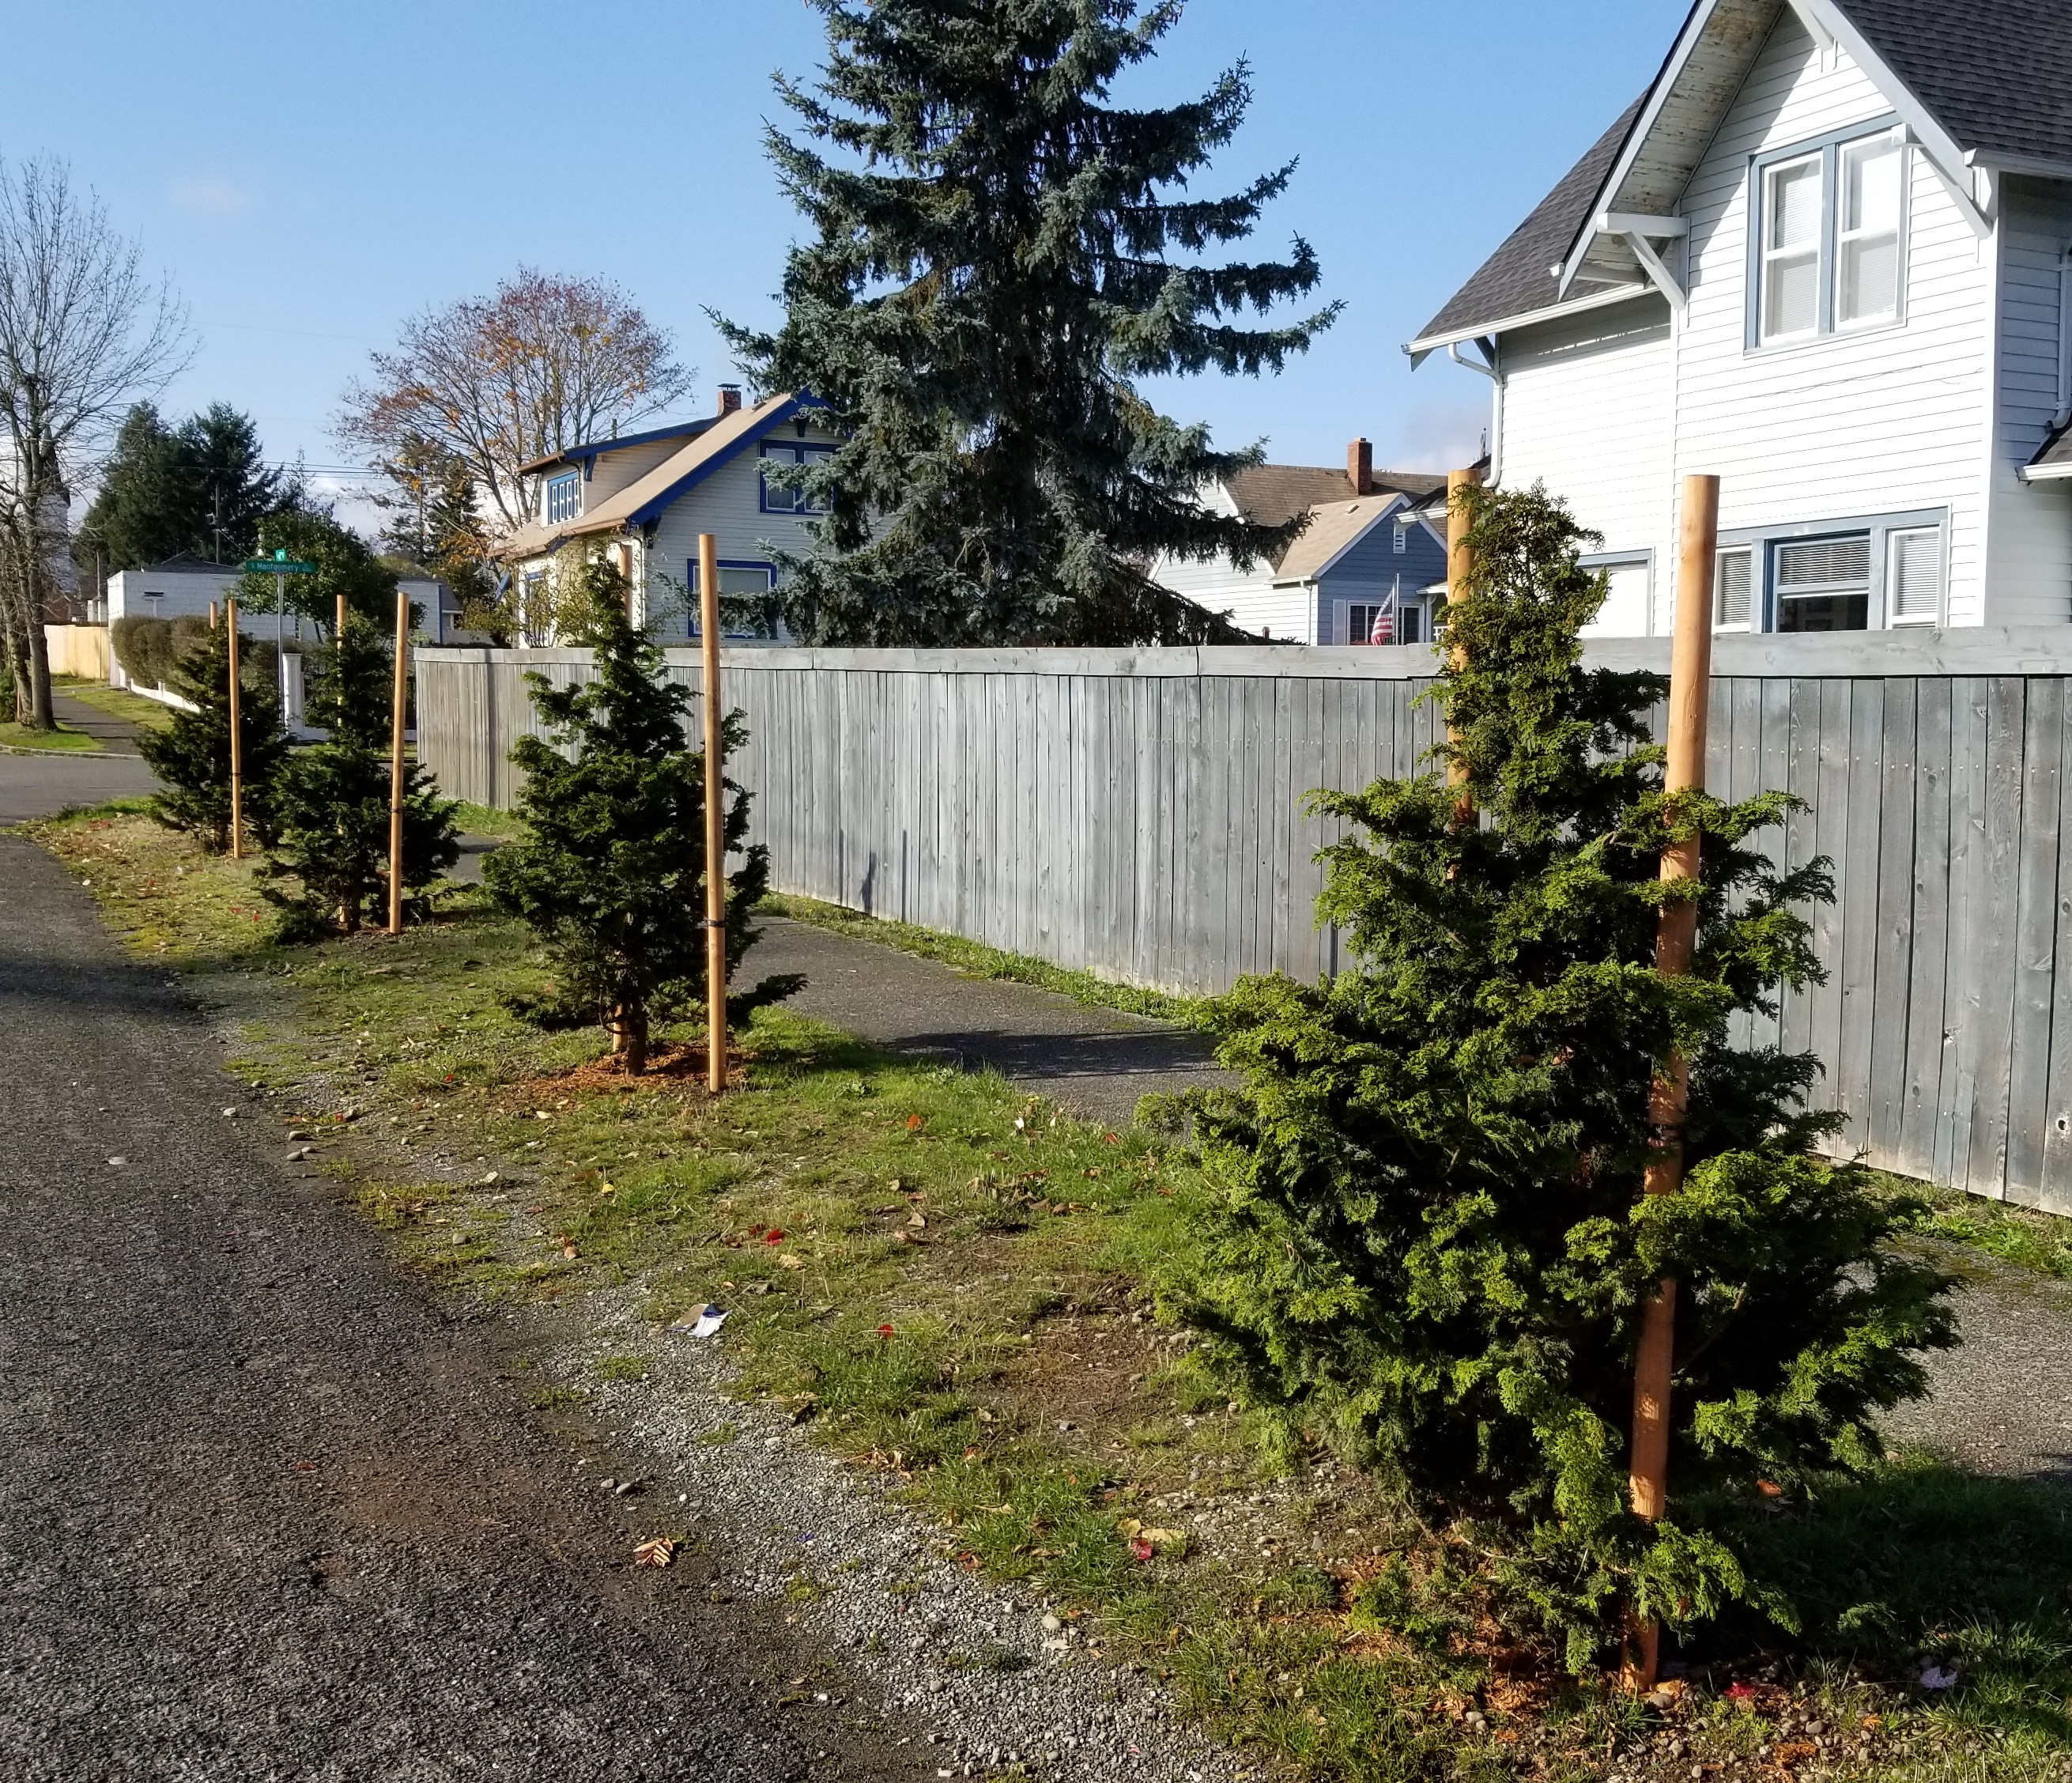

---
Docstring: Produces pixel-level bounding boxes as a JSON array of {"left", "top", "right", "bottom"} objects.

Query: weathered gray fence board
[{"left": 419, "top": 639, "right": 2072, "bottom": 1214}]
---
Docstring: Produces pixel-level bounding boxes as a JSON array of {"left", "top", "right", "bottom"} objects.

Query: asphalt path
[
  {"left": 0, "top": 693, "right": 156, "bottom": 825},
  {"left": 0, "top": 834, "right": 923, "bottom": 1779}
]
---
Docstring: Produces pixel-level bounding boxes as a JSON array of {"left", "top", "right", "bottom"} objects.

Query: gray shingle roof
[
  {"left": 2029, "top": 422, "right": 2072, "bottom": 478},
  {"left": 1411, "top": 99, "right": 1647, "bottom": 347},
  {"left": 1225, "top": 463, "right": 1446, "bottom": 531},
  {"left": 1842, "top": 0, "right": 2072, "bottom": 168},
  {"left": 1415, "top": 0, "right": 2072, "bottom": 347}
]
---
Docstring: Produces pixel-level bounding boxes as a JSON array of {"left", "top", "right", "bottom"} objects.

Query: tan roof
[
  {"left": 497, "top": 391, "right": 801, "bottom": 561},
  {"left": 1274, "top": 493, "right": 1412, "bottom": 582},
  {"left": 1225, "top": 462, "right": 1447, "bottom": 532}
]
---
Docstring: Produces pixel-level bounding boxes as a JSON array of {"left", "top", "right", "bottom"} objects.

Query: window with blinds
[
  {"left": 1886, "top": 527, "right": 1941, "bottom": 623},
  {"left": 1715, "top": 546, "right": 1753, "bottom": 629},
  {"left": 1774, "top": 534, "right": 1870, "bottom": 632}
]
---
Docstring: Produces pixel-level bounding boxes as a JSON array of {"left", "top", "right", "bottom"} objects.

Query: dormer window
[
  {"left": 545, "top": 470, "right": 581, "bottom": 525},
  {"left": 1752, "top": 125, "right": 1908, "bottom": 348}
]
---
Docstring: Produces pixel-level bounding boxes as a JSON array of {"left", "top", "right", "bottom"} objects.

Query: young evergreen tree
[
  {"left": 264, "top": 614, "right": 457, "bottom": 935},
  {"left": 137, "top": 618, "right": 289, "bottom": 852},
  {"left": 724, "top": 0, "right": 1338, "bottom": 647},
  {"left": 1170, "top": 483, "right": 1956, "bottom": 1668},
  {"left": 485, "top": 556, "right": 800, "bottom": 1073}
]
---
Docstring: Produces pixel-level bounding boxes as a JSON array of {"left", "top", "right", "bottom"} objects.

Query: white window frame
[
  {"left": 1576, "top": 550, "right": 1655, "bottom": 637},
  {"left": 1836, "top": 133, "right": 1906, "bottom": 331},
  {"left": 1715, "top": 508, "right": 1946, "bottom": 632},
  {"left": 1714, "top": 545, "right": 1756, "bottom": 633},
  {"left": 1746, "top": 119, "right": 1909, "bottom": 352},
  {"left": 1884, "top": 525, "right": 1945, "bottom": 625},
  {"left": 1760, "top": 151, "right": 1825, "bottom": 346}
]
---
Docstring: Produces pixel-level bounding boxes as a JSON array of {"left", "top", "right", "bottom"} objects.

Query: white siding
[
  {"left": 1987, "top": 178, "right": 2072, "bottom": 625},
  {"left": 1216, "top": 581, "right": 1319, "bottom": 644},
  {"left": 1672, "top": 14, "right": 1992, "bottom": 627},
  {"left": 1148, "top": 481, "right": 1320, "bottom": 639},
  {"left": 1498, "top": 300, "right": 1675, "bottom": 631}
]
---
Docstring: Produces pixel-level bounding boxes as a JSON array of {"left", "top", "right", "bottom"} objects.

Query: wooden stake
[
  {"left": 387, "top": 588, "right": 409, "bottom": 935},
  {"left": 225, "top": 597, "right": 243, "bottom": 859},
  {"left": 699, "top": 533, "right": 727, "bottom": 1095},
  {"left": 336, "top": 592, "right": 348, "bottom": 642},
  {"left": 1444, "top": 467, "right": 1481, "bottom": 818},
  {"left": 208, "top": 600, "right": 218, "bottom": 630},
  {"left": 1624, "top": 473, "right": 1721, "bottom": 1694}
]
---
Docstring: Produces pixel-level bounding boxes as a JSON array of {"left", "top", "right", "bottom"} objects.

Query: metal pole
[
  {"left": 1444, "top": 467, "right": 1481, "bottom": 822},
  {"left": 387, "top": 589, "right": 409, "bottom": 935},
  {"left": 225, "top": 596, "right": 243, "bottom": 859},
  {"left": 275, "top": 569, "right": 286, "bottom": 708},
  {"left": 699, "top": 533, "right": 727, "bottom": 1094},
  {"left": 1623, "top": 472, "right": 1720, "bottom": 1694}
]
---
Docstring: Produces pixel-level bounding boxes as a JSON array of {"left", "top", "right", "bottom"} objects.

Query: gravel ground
[
  {"left": 0, "top": 835, "right": 927, "bottom": 1781},
  {"left": 521, "top": 1292, "right": 1244, "bottom": 1783}
]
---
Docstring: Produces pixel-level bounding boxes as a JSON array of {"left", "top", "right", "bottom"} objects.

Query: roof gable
[{"left": 1413, "top": 0, "right": 2072, "bottom": 351}]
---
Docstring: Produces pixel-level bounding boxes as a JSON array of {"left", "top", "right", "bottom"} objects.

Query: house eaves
[
  {"left": 495, "top": 391, "right": 821, "bottom": 558},
  {"left": 517, "top": 417, "right": 716, "bottom": 477}
]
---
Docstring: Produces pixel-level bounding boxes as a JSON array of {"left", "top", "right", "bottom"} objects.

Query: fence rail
[{"left": 417, "top": 630, "right": 2072, "bottom": 1216}]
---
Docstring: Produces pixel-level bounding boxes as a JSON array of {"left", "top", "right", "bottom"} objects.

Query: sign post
[
  {"left": 241, "top": 550, "right": 318, "bottom": 716},
  {"left": 388, "top": 589, "right": 409, "bottom": 935},
  {"left": 698, "top": 533, "right": 727, "bottom": 1094},
  {"left": 225, "top": 597, "right": 243, "bottom": 859}
]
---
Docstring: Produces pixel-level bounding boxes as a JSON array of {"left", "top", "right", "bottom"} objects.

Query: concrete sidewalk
[{"left": 751, "top": 916, "right": 1235, "bottom": 1131}]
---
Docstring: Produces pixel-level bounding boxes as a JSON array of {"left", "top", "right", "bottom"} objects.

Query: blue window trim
[
  {"left": 1743, "top": 113, "right": 1908, "bottom": 353},
  {"left": 545, "top": 470, "right": 582, "bottom": 524},
  {"left": 758, "top": 441, "right": 836, "bottom": 515},
  {"left": 1715, "top": 505, "right": 1946, "bottom": 631},
  {"left": 687, "top": 557, "right": 776, "bottom": 594}
]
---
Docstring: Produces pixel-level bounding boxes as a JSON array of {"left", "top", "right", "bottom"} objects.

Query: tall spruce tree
[
  {"left": 76, "top": 402, "right": 190, "bottom": 572},
  {"left": 485, "top": 557, "right": 799, "bottom": 1074},
  {"left": 177, "top": 403, "right": 284, "bottom": 564},
  {"left": 724, "top": 0, "right": 1338, "bottom": 646},
  {"left": 263, "top": 613, "right": 457, "bottom": 935},
  {"left": 1170, "top": 483, "right": 1956, "bottom": 1668},
  {"left": 138, "top": 618, "right": 289, "bottom": 852}
]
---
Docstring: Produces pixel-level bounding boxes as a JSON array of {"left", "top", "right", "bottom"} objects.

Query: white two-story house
[
  {"left": 1408, "top": 0, "right": 2072, "bottom": 637},
  {"left": 497, "top": 385, "right": 844, "bottom": 642}
]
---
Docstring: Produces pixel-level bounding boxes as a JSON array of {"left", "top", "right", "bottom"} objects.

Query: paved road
[
  {"left": 0, "top": 692, "right": 156, "bottom": 825},
  {"left": 0, "top": 835, "right": 920, "bottom": 1781}
]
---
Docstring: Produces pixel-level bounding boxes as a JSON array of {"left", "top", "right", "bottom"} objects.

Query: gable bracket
[
  {"left": 1911, "top": 135, "right": 1993, "bottom": 240},
  {"left": 1780, "top": 0, "right": 1833, "bottom": 57}
]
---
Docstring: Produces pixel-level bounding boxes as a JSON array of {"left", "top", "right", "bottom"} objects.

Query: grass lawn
[
  {"left": 51, "top": 677, "right": 175, "bottom": 731},
  {"left": 0, "top": 718, "right": 101, "bottom": 751},
  {"left": 25, "top": 803, "right": 2072, "bottom": 1783}
]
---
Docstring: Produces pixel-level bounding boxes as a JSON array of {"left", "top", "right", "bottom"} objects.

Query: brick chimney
[
  {"left": 718, "top": 383, "right": 743, "bottom": 415},
  {"left": 1347, "top": 436, "right": 1373, "bottom": 496}
]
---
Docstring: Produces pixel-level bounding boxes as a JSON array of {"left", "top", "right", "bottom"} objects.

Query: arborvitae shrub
[
  {"left": 485, "top": 556, "right": 801, "bottom": 1072},
  {"left": 1169, "top": 482, "right": 1956, "bottom": 1668},
  {"left": 137, "top": 621, "right": 289, "bottom": 853},
  {"left": 263, "top": 614, "right": 457, "bottom": 935}
]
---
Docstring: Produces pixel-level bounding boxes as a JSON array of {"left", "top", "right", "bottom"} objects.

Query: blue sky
[{"left": 2, "top": 0, "right": 1685, "bottom": 521}]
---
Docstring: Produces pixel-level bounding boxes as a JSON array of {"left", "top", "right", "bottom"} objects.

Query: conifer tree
[
  {"left": 1172, "top": 483, "right": 1956, "bottom": 1667},
  {"left": 725, "top": 0, "right": 1338, "bottom": 646},
  {"left": 485, "top": 557, "right": 799, "bottom": 1073},
  {"left": 264, "top": 614, "right": 457, "bottom": 935},
  {"left": 138, "top": 619, "right": 289, "bottom": 852}
]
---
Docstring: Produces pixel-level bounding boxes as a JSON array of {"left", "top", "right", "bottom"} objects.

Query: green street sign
[{"left": 243, "top": 555, "right": 317, "bottom": 574}]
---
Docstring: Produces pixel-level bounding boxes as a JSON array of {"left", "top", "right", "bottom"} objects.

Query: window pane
[
  {"left": 1840, "top": 236, "right": 1899, "bottom": 323},
  {"left": 1775, "top": 534, "right": 1870, "bottom": 633},
  {"left": 1582, "top": 560, "right": 1649, "bottom": 636},
  {"left": 1887, "top": 527, "right": 1941, "bottom": 621},
  {"left": 1844, "top": 138, "right": 1901, "bottom": 234},
  {"left": 1765, "top": 251, "right": 1819, "bottom": 337},
  {"left": 1768, "top": 157, "right": 1821, "bottom": 250},
  {"left": 1776, "top": 535, "right": 1871, "bottom": 591},
  {"left": 1399, "top": 605, "right": 1423, "bottom": 645},
  {"left": 1715, "top": 547, "right": 1753, "bottom": 627},
  {"left": 718, "top": 566, "right": 772, "bottom": 596}
]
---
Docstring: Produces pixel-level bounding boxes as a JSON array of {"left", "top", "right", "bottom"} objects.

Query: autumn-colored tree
[{"left": 337, "top": 269, "right": 692, "bottom": 536}]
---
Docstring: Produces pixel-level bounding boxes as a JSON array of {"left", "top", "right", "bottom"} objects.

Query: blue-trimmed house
[{"left": 498, "top": 383, "right": 840, "bottom": 643}]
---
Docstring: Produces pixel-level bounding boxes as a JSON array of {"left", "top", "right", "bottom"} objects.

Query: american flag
[{"left": 1368, "top": 588, "right": 1396, "bottom": 646}]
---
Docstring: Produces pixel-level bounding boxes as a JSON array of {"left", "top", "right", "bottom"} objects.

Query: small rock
[
  {"left": 106, "top": 1156, "right": 126, "bottom": 1167},
  {"left": 1041, "top": 1615, "right": 1062, "bottom": 1634},
  {"left": 221, "top": 1107, "right": 239, "bottom": 1119},
  {"left": 288, "top": 1147, "right": 312, "bottom": 1162}
]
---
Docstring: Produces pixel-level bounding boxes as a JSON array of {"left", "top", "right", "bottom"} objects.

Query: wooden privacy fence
[{"left": 417, "top": 631, "right": 2072, "bottom": 1216}]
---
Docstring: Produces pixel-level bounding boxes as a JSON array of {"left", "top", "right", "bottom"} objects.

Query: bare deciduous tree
[
  {"left": 338, "top": 269, "right": 692, "bottom": 538},
  {"left": 0, "top": 157, "right": 190, "bottom": 727}
]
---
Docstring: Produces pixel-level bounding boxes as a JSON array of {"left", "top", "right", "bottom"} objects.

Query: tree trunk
[
  {"left": 23, "top": 612, "right": 53, "bottom": 729},
  {"left": 622, "top": 1006, "right": 648, "bottom": 1076}
]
